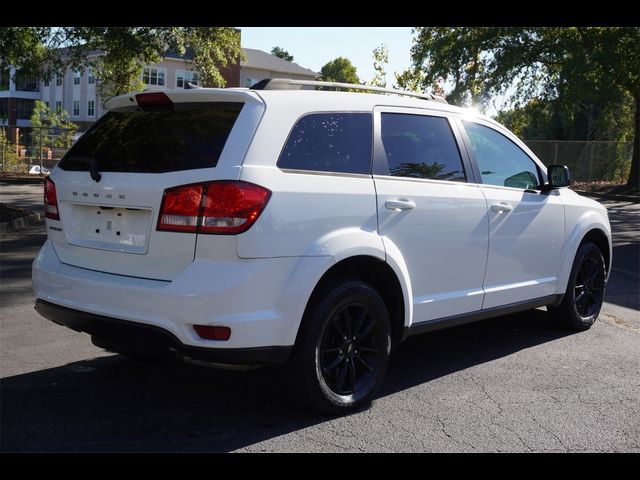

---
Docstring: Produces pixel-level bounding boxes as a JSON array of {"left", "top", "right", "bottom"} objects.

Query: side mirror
[{"left": 541, "top": 165, "right": 571, "bottom": 191}]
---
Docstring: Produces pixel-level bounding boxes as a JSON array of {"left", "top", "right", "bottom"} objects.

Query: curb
[
  {"left": 573, "top": 190, "right": 640, "bottom": 203},
  {"left": 0, "top": 212, "right": 45, "bottom": 236},
  {"left": 0, "top": 176, "right": 47, "bottom": 185}
]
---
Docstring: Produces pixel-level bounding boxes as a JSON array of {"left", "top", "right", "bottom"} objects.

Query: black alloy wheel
[
  {"left": 288, "top": 279, "right": 391, "bottom": 415},
  {"left": 573, "top": 253, "right": 605, "bottom": 318},
  {"left": 319, "top": 302, "right": 384, "bottom": 398},
  {"left": 548, "top": 242, "right": 606, "bottom": 331}
]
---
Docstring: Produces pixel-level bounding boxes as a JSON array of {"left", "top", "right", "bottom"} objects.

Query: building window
[
  {"left": 88, "top": 67, "right": 95, "bottom": 84},
  {"left": 142, "top": 67, "right": 165, "bottom": 86},
  {"left": 176, "top": 69, "right": 198, "bottom": 88},
  {"left": 0, "top": 67, "right": 9, "bottom": 91},
  {"left": 44, "top": 78, "right": 50, "bottom": 87},
  {"left": 55, "top": 101, "right": 62, "bottom": 112},
  {"left": 73, "top": 100, "right": 80, "bottom": 117},
  {"left": 15, "top": 74, "right": 38, "bottom": 92},
  {"left": 44, "top": 101, "right": 50, "bottom": 109},
  {"left": 87, "top": 100, "right": 95, "bottom": 117},
  {"left": 16, "top": 99, "right": 36, "bottom": 119},
  {"left": 74, "top": 70, "right": 81, "bottom": 85},
  {"left": 56, "top": 74, "right": 62, "bottom": 86},
  {"left": 244, "top": 78, "right": 257, "bottom": 88},
  {"left": 0, "top": 99, "right": 9, "bottom": 118}
]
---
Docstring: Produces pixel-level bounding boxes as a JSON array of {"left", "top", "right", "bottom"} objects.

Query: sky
[
  {"left": 239, "top": 27, "right": 415, "bottom": 86},
  {"left": 239, "top": 27, "right": 507, "bottom": 116}
]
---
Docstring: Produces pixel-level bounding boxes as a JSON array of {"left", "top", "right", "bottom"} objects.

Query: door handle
[
  {"left": 491, "top": 202, "right": 513, "bottom": 213},
  {"left": 385, "top": 200, "right": 416, "bottom": 211}
]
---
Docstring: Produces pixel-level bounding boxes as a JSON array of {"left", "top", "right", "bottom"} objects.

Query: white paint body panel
[
  {"left": 480, "top": 186, "right": 565, "bottom": 308},
  {"left": 375, "top": 176, "right": 488, "bottom": 322}
]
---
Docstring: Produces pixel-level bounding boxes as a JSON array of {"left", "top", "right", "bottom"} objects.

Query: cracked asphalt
[{"left": 1, "top": 184, "right": 639, "bottom": 452}]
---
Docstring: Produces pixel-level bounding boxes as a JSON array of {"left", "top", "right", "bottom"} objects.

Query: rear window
[
  {"left": 59, "top": 102, "right": 243, "bottom": 173},
  {"left": 277, "top": 112, "right": 372, "bottom": 175}
]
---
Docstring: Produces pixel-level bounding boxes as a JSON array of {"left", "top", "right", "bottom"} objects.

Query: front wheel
[
  {"left": 548, "top": 242, "right": 607, "bottom": 331},
  {"left": 288, "top": 280, "right": 391, "bottom": 415}
]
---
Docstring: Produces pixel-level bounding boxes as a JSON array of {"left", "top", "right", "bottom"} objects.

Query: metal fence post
[{"left": 588, "top": 141, "right": 594, "bottom": 182}]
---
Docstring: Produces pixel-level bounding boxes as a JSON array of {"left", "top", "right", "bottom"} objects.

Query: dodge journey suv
[{"left": 33, "top": 79, "right": 611, "bottom": 414}]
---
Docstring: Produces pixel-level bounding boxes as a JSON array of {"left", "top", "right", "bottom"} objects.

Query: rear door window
[
  {"left": 380, "top": 113, "right": 466, "bottom": 182},
  {"left": 277, "top": 112, "right": 373, "bottom": 174},
  {"left": 58, "top": 102, "right": 243, "bottom": 173}
]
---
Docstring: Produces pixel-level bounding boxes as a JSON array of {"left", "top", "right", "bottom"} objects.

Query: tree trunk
[{"left": 627, "top": 92, "right": 640, "bottom": 188}]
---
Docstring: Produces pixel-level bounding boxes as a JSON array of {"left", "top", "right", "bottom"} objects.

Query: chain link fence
[
  {"left": 0, "top": 127, "right": 634, "bottom": 182},
  {"left": 524, "top": 140, "right": 633, "bottom": 182},
  {"left": 1, "top": 126, "right": 76, "bottom": 174}
]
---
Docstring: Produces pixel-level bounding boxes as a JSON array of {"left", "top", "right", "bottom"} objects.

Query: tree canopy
[
  {"left": 271, "top": 46, "right": 294, "bottom": 62},
  {"left": 0, "top": 27, "right": 242, "bottom": 103},
  {"left": 410, "top": 27, "right": 640, "bottom": 186},
  {"left": 412, "top": 28, "right": 638, "bottom": 108},
  {"left": 320, "top": 57, "right": 360, "bottom": 84}
]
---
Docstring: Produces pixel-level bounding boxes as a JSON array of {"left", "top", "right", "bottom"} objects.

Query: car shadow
[
  {"left": 606, "top": 243, "right": 640, "bottom": 310},
  {"left": 1, "top": 308, "right": 573, "bottom": 452}
]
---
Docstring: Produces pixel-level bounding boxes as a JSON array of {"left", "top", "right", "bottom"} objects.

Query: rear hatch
[{"left": 46, "top": 89, "right": 264, "bottom": 281}]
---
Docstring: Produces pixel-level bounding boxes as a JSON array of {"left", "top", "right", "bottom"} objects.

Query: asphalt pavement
[{"left": 1, "top": 187, "right": 638, "bottom": 452}]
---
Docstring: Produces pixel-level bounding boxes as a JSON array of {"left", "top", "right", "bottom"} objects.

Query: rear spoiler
[{"left": 105, "top": 88, "right": 264, "bottom": 111}]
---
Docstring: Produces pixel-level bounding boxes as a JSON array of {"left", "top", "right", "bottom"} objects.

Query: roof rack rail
[{"left": 250, "top": 78, "right": 447, "bottom": 104}]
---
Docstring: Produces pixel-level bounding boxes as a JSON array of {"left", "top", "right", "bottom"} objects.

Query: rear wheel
[
  {"left": 288, "top": 280, "right": 391, "bottom": 415},
  {"left": 548, "top": 242, "right": 606, "bottom": 331}
]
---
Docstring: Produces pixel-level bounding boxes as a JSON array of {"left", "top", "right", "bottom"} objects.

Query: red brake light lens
[
  {"left": 157, "top": 184, "right": 204, "bottom": 233},
  {"left": 44, "top": 177, "right": 59, "bottom": 220},
  {"left": 200, "top": 181, "right": 271, "bottom": 234},
  {"left": 135, "top": 92, "right": 173, "bottom": 112},
  {"left": 157, "top": 181, "right": 271, "bottom": 235}
]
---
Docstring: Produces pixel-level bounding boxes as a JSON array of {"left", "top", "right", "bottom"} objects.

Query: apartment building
[{"left": 1, "top": 47, "right": 317, "bottom": 138}]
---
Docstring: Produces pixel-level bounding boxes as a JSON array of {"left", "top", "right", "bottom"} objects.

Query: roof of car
[{"left": 104, "top": 85, "right": 500, "bottom": 129}]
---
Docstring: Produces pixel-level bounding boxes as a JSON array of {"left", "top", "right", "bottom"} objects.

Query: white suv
[{"left": 32, "top": 79, "right": 612, "bottom": 414}]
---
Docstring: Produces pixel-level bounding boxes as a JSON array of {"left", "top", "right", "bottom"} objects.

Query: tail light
[
  {"left": 44, "top": 177, "right": 60, "bottom": 220},
  {"left": 157, "top": 181, "right": 271, "bottom": 235}
]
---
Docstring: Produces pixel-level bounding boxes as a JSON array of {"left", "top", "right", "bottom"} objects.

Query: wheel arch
[
  {"left": 294, "top": 255, "right": 409, "bottom": 348},
  {"left": 556, "top": 214, "right": 612, "bottom": 295}
]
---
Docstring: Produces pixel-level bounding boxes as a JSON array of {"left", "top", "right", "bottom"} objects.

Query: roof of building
[
  {"left": 241, "top": 48, "right": 317, "bottom": 77},
  {"left": 53, "top": 45, "right": 317, "bottom": 77}
]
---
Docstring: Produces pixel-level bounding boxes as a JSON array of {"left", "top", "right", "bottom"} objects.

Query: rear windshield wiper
[{"left": 66, "top": 156, "right": 102, "bottom": 182}]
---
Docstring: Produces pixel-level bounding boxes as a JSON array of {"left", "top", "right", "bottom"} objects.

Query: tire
[
  {"left": 287, "top": 279, "right": 392, "bottom": 415},
  {"left": 548, "top": 242, "right": 607, "bottom": 331}
]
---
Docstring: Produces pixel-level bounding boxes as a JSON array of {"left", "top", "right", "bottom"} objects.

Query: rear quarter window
[
  {"left": 277, "top": 112, "right": 373, "bottom": 175},
  {"left": 59, "top": 102, "right": 243, "bottom": 173}
]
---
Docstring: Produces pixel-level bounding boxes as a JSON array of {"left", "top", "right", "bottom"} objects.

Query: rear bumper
[
  {"left": 35, "top": 299, "right": 291, "bottom": 365},
  {"left": 33, "top": 240, "right": 332, "bottom": 352}
]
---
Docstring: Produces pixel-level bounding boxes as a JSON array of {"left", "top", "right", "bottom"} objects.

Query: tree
[
  {"left": 368, "top": 44, "right": 389, "bottom": 88},
  {"left": 0, "top": 27, "right": 242, "bottom": 104},
  {"left": 271, "top": 46, "right": 293, "bottom": 62},
  {"left": 0, "top": 128, "right": 19, "bottom": 172},
  {"left": 320, "top": 57, "right": 360, "bottom": 84},
  {"left": 410, "top": 27, "right": 640, "bottom": 187},
  {"left": 30, "top": 100, "right": 77, "bottom": 167}
]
